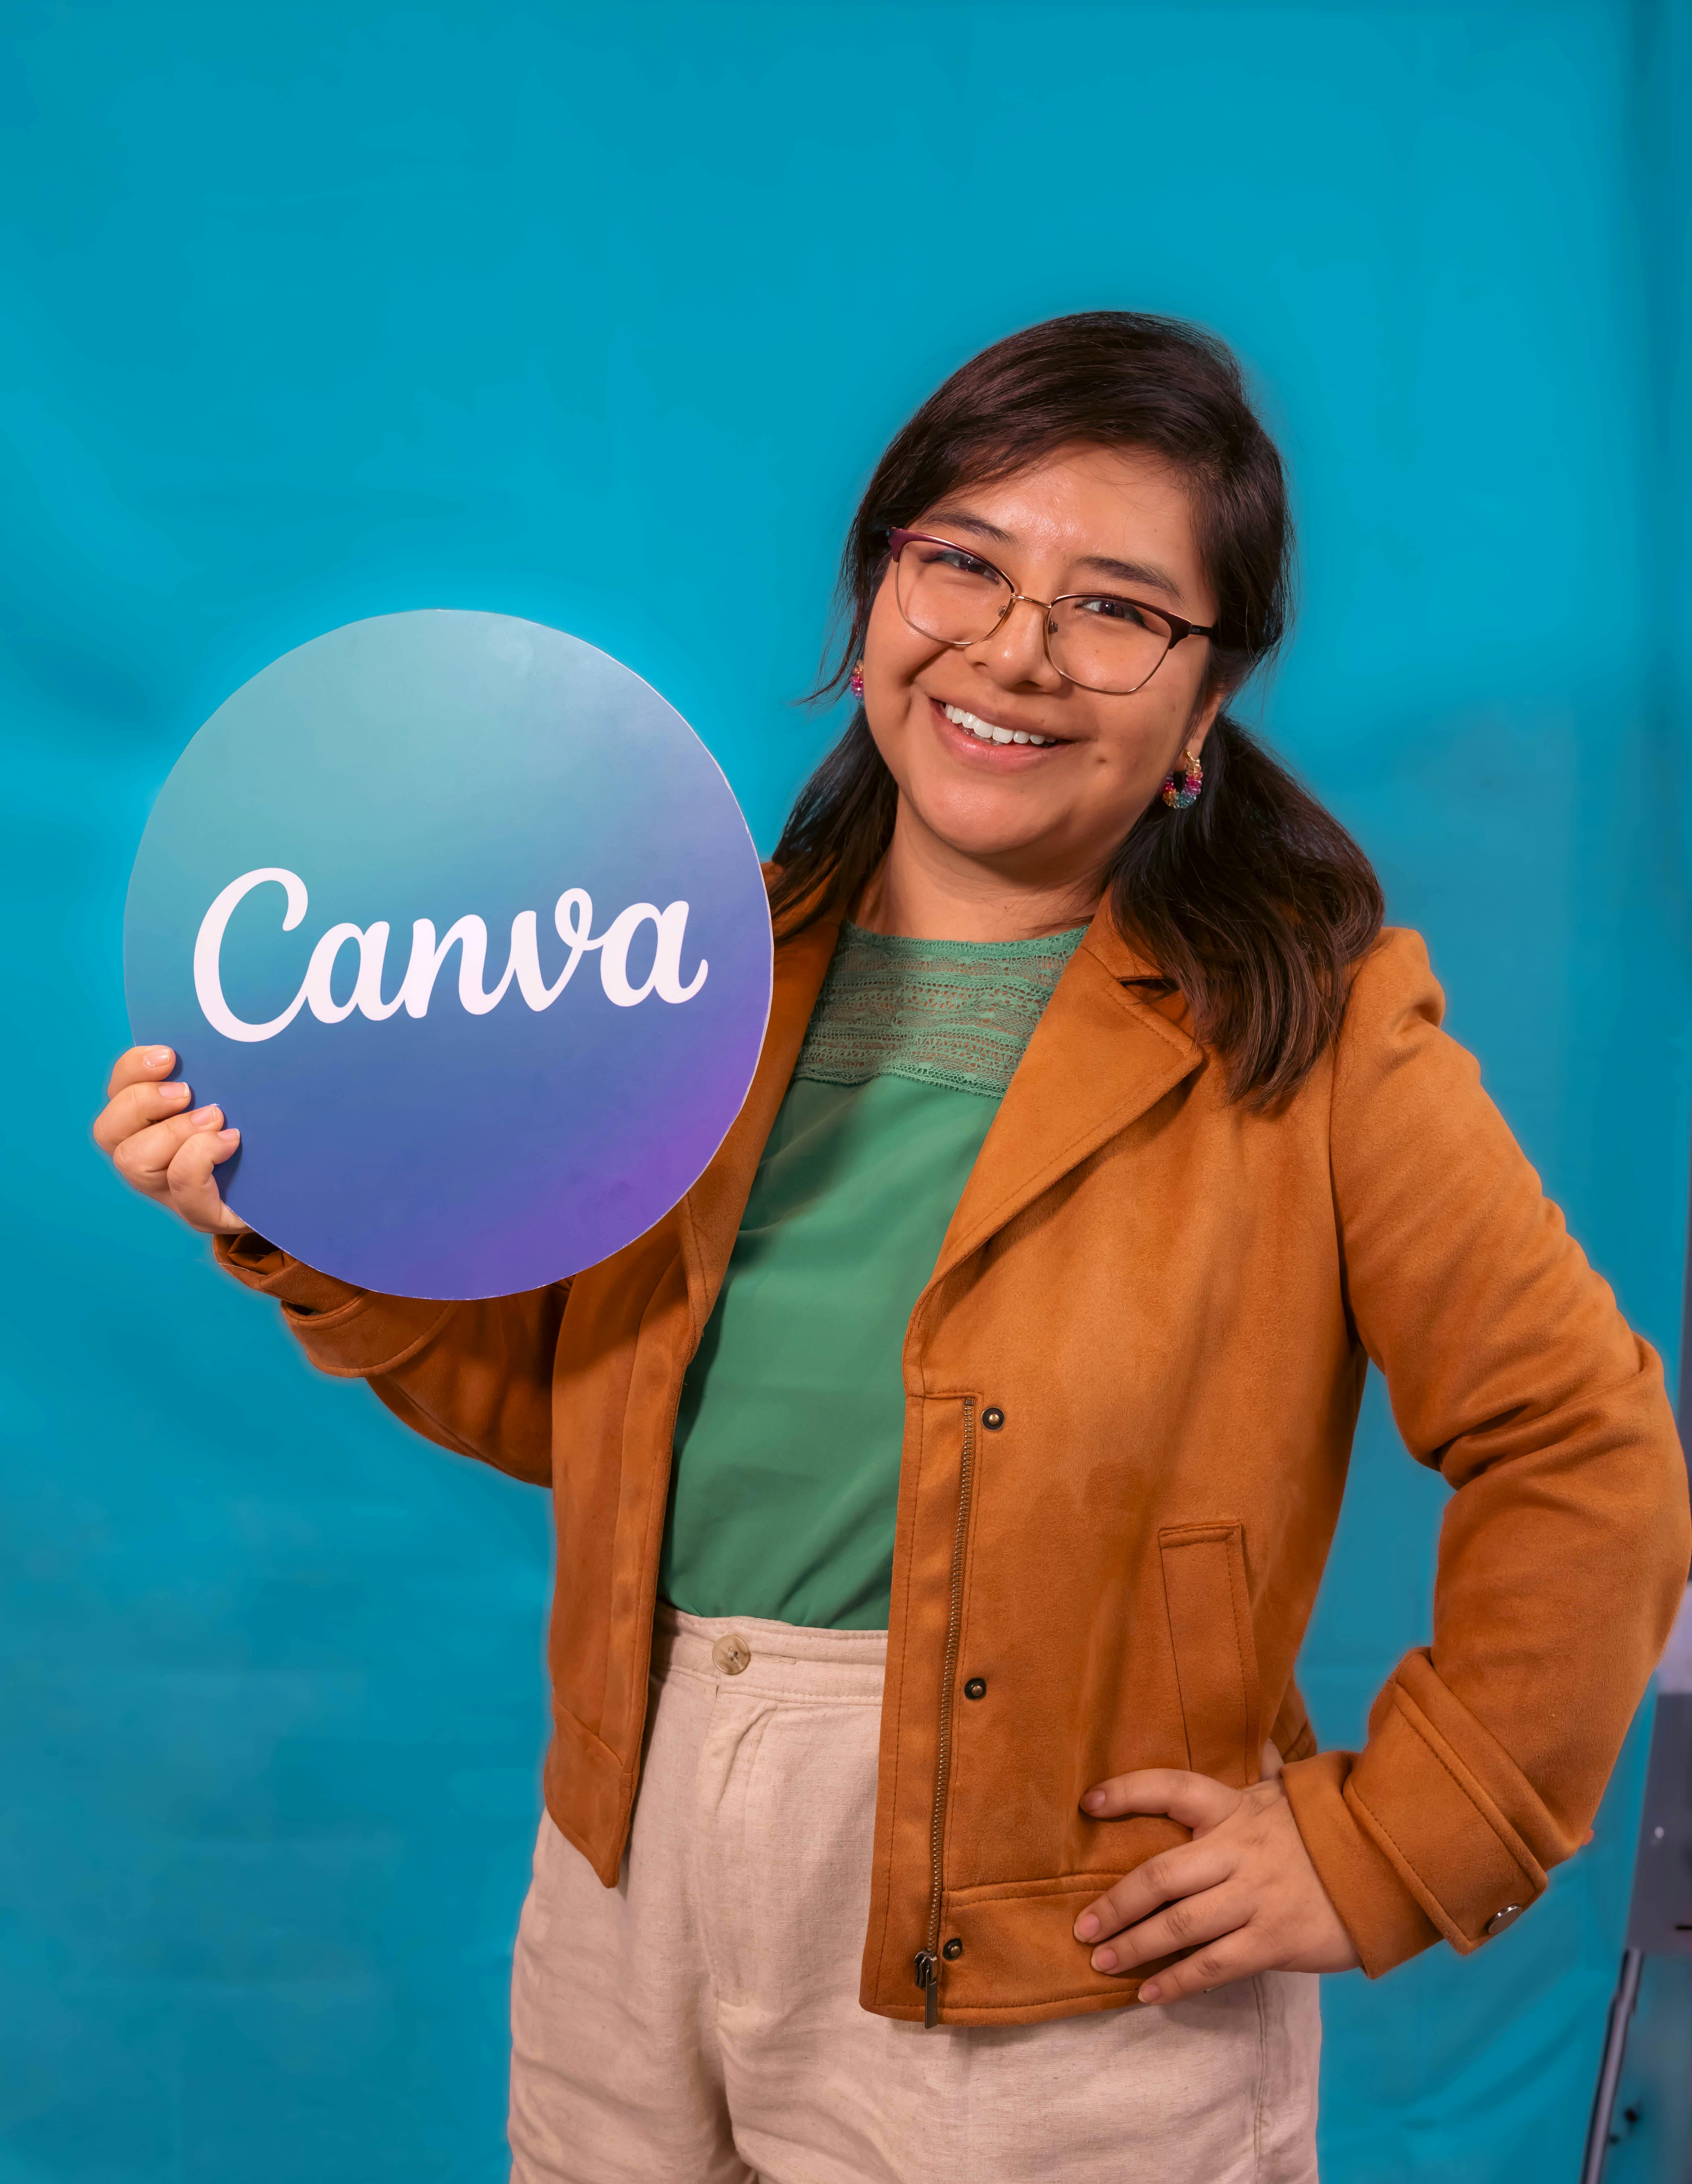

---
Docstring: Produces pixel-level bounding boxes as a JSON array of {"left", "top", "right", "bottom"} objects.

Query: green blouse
[{"left": 657, "top": 920, "right": 1087, "bottom": 1630}]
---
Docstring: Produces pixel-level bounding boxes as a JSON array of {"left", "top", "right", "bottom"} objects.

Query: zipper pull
[{"left": 913, "top": 1948, "right": 939, "bottom": 2027}]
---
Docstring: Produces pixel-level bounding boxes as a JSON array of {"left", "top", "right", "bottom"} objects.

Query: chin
[{"left": 912, "top": 792, "right": 1056, "bottom": 863}]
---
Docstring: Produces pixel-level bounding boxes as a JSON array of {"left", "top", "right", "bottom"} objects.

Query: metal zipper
[{"left": 913, "top": 1394, "right": 977, "bottom": 2028}]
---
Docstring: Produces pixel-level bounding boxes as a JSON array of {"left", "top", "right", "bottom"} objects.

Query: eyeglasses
[{"left": 886, "top": 527, "right": 1216, "bottom": 696}]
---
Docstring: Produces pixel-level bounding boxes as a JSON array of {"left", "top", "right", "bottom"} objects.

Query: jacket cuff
[
  {"left": 1282, "top": 1750, "right": 1441, "bottom": 1975},
  {"left": 214, "top": 1230, "right": 365, "bottom": 1312},
  {"left": 1284, "top": 1649, "right": 1569, "bottom": 1975},
  {"left": 212, "top": 1231, "right": 454, "bottom": 1378}
]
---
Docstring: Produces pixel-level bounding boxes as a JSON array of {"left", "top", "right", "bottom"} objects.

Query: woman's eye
[
  {"left": 924, "top": 546, "right": 996, "bottom": 580},
  {"left": 1077, "top": 594, "right": 1151, "bottom": 627}
]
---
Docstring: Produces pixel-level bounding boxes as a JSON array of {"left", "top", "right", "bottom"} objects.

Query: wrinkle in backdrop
[{"left": 3, "top": 3, "right": 1690, "bottom": 2180}]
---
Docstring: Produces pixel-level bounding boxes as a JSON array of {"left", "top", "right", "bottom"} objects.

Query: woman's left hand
[{"left": 1072, "top": 1756, "right": 1361, "bottom": 2003}]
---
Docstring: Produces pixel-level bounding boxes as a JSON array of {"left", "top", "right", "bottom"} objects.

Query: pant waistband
[{"left": 653, "top": 1603, "right": 887, "bottom": 1705}]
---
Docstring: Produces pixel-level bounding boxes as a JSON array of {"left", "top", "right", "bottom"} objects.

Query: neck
[{"left": 852, "top": 803, "right": 1104, "bottom": 943}]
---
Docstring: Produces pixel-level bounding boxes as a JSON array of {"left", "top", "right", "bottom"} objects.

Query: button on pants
[{"left": 508, "top": 1606, "right": 1319, "bottom": 2183}]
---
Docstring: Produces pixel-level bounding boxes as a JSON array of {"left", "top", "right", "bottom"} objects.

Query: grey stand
[
  {"left": 1580, "top": 1656, "right": 1692, "bottom": 2180},
  {"left": 1583, "top": 1225, "right": 1692, "bottom": 2182}
]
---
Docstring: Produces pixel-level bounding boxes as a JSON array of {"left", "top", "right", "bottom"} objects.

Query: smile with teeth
[{"left": 941, "top": 703, "right": 1060, "bottom": 748}]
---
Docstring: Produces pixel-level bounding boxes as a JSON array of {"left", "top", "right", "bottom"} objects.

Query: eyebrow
[
  {"left": 1076, "top": 551, "right": 1186, "bottom": 601},
  {"left": 921, "top": 509, "right": 1187, "bottom": 603}
]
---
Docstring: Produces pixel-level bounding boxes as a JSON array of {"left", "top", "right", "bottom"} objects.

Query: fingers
[
  {"left": 1261, "top": 1739, "right": 1285, "bottom": 1781},
  {"left": 1088, "top": 1883, "right": 1254, "bottom": 1977},
  {"left": 110, "top": 1103, "right": 222, "bottom": 1195},
  {"left": 106, "top": 1044, "right": 176, "bottom": 1101},
  {"left": 98, "top": 1046, "right": 245, "bottom": 1235},
  {"left": 1081, "top": 1768, "right": 1240, "bottom": 1834},
  {"left": 164, "top": 1115, "right": 246, "bottom": 1233},
  {"left": 1075, "top": 1776, "right": 1365, "bottom": 1996},
  {"left": 94, "top": 1071, "right": 193, "bottom": 1154},
  {"left": 1075, "top": 1838, "right": 1235, "bottom": 1946},
  {"left": 1138, "top": 1929, "right": 1265, "bottom": 2006},
  {"left": 108, "top": 1097, "right": 245, "bottom": 1234}
]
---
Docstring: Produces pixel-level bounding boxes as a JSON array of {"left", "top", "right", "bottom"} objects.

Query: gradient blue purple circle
[{"left": 125, "top": 611, "right": 773, "bottom": 1298}]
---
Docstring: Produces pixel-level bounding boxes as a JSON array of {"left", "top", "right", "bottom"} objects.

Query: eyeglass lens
[{"left": 893, "top": 537, "right": 1176, "bottom": 695}]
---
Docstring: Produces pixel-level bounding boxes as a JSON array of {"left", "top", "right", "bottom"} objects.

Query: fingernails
[
  {"left": 145, "top": 1046, "right": 174, "bottom": 1068},
  {"left": 189, "top": 1104, "right": 221, "bottom": 1126},
  {"left": 163, "top": 1081, "right": 190, "bottom": 1104},
  {"left": 1093, "top": 1949, "right": 1118, "bottom": 1973},
  {"left": 1075, "top": 1913, "right": 1099, "bottom": 1941},
  {"left": 1082, "top": 1790, "right": 1107, "bottom": 1813},
  {"left": 216, "top": 1128, "right": 240, "bottom": 1145},
  {"left": 1139, "top": 1981, "right": 1162, "bottom": 2003}
]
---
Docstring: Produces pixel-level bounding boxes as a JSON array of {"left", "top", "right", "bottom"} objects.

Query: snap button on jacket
[{"left": 219, "top": 906, "right": 1691, "bottom": 2024}]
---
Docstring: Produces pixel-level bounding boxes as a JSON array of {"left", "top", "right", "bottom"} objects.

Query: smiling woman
[
  {"left": 771, "top": 314, "right": 1382, "bottom": 1105},
  {"left": 92, "top": 313, "right": 1690, "bottom": 2184}
]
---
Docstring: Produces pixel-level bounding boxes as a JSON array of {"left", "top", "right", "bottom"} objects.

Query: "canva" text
[{"left": 193, "top": 867, "right": 708, "bottom": 1043}]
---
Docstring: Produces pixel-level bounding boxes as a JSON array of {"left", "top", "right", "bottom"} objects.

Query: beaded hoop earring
[
  {"left": 1161, "top": 746, "right": 1204, "bottom": 810},
  {"left": 849, "top": 660, "right": 865, "bottom": 698}
]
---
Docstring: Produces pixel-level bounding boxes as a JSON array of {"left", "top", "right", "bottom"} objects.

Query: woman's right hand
[{"left": 94, "top": 1045, "right": 247, "bottom": 1236}]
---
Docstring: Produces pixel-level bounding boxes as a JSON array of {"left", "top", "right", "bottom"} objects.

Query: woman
[{"left": 96, "top": 313, "right": 1688, "bottom": 2183}]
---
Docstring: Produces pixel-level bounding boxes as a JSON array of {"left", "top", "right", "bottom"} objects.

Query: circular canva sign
[{"left": 125, "top": 610, "right": 773, "bottom": 1299}]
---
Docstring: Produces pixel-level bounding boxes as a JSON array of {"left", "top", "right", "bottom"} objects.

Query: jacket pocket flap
[{"left": 1158, "top": 1521, "right": 1261, "bottom": 1787}]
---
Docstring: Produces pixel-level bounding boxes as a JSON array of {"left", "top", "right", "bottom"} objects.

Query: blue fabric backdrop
[{"left": 4, "top": 3, "right": 1689, "bottom": 2177}]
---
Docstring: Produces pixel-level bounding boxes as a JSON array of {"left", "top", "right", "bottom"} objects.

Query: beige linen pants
[{"left": 509, "top": 1607, "right": 1320, "bottom": 2183}]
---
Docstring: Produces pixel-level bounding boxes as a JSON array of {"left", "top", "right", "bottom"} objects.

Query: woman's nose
[{"left": 969, "top": 594, "right": 1065, "bottom": 689}]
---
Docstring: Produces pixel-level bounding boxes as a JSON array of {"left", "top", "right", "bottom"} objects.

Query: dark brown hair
[{"left": 770, "top": 310, "right": 1383, "bottom": 1107}]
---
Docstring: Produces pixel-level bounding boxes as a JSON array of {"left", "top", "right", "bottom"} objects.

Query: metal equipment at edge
[{"left": 1579, "top": 1266, "right": 1692, "bottom": 2182}]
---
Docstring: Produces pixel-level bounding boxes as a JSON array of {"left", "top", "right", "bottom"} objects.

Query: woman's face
[{"left": 860, "top": 442, "right": 1225, "bottom": 899}]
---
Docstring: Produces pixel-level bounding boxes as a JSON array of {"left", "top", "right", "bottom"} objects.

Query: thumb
[{"left": 1081, "top": 1767, "right": 1241, "bottom": 1834}]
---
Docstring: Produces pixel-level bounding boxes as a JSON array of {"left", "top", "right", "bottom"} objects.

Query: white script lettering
[
  {"left": 597, "top": 901, "right": 710, "bottom": 1007},
  {"left": 192, "top": 869, "right": 709, "bottom": 1043}
]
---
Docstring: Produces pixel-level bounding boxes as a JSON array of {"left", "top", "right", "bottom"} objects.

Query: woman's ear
[{"left": 1183, "top": 679, "right": 1228, "bottom": 760}]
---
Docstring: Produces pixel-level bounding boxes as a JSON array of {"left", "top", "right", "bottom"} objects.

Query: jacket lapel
[
  {"left": 676, "top": 899, "right": 1202, "bottom": 1331},
  {"left": 926, "top": 909, "right": 1205, "bottom": 1291},
  {"left": 677, "top": 908, "right": 843, "bottom": 1335}
]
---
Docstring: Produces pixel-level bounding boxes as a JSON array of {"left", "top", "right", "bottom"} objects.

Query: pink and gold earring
[
  {"left": 849, "top": 660, "right": 865, "bottom": 698},
  {"left": 1161, "top": 747, "right": 1203, "bottom": 810}
]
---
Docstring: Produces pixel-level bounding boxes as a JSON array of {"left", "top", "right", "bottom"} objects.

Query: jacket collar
[
  {"left": 925, "top": 900, "right": 1204, "bottom": 1291},
  {"left": 677, "top": 896, "right": 1205, "bottom": 1333}
]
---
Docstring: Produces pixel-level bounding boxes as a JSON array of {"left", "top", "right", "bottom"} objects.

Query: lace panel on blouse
[{"left": 792, "top": 922, "right": 1088, "bottom": 1100}]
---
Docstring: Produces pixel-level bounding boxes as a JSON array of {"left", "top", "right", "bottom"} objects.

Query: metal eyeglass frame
[{"left": 885, "top": 527, "right": 1217, "bottom": 696}]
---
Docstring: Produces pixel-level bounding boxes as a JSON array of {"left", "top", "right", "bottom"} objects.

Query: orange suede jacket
[{"left": 218, "top": 909, "right": 1689, "bottom": 2025}]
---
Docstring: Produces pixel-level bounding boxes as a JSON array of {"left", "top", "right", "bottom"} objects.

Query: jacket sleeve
[
  {"left": 213, "top": 1232, "right": 566, "bottom": 1487},
  {"left": 1281, "top": 928, "right": 1690, "bottom": 1974}
]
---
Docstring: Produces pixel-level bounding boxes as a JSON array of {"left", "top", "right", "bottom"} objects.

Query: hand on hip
[{"left": 1072, "top": 1754, "right": 1360, "bottom": 2004}]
